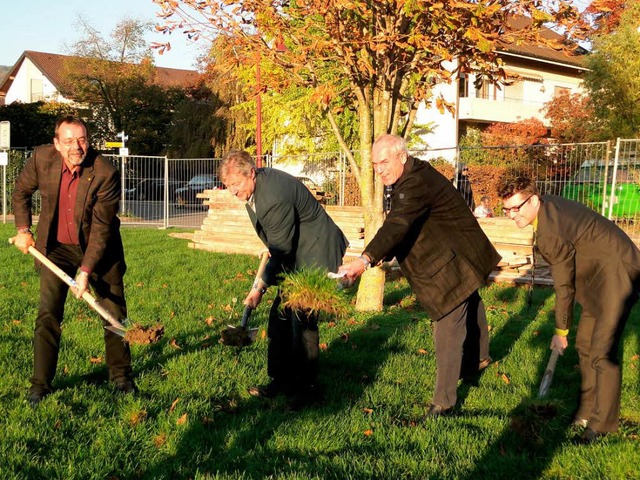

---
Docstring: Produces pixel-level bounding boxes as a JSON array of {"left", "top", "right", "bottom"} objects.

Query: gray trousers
[{"left": 432, "top": 290, "right": 489, "bottom": 408}]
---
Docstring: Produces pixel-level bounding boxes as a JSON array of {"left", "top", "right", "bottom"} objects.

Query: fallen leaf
[
  {"left": 170, "top": 338, "right": 181, "bottom": 349},
  {"left": 90, "top": 356, "right": 103, "bottom": 364},
  {"left": 501, "top": 373, "right": 511, "bottom": 384},
  {"left": 136, "top": 282, "right": 144, "bottom": 287},
  {"left": 129, "top": 409, "right": 147, "bottom": 426},
  {"left": 417, "top": 348, "right": 428, "bottom": 355},
  {"left": 347, "top": 318, "right": 360, "bottom": 326},
  {"left": 363, "top": 408, "right": 373, "bottom": 414},
  {"left": 170, "top": 311, "right": 175, "bottom": 319},
  {"left": 153, "top": 434, "right": 167, "bottom": 448},
  {"left": 12, "top": 320, "right": 21, "bottom": 325},
  {"left": 169, "top": 398, "right": 180, "bottom": 413},
  {"left": 176, "top": 413, "right": 187, "bottom": 425},
  {"left": 319, "top": 343, "right": 328, "bottom": 351},
  {"left": 363, "top": 429, "right": 374, "bottom": 436},
  {"left": 63, "top": 366, "right": 69, "bottom": 375},
  {"left": 488, "top": 325, "right": 493, "bottom": 331},
  {"left": 532, "top": 330, "right": 539, "bottom": 336},
  {"left": 327, "top": 321, "right": 337, "bottom": 328},
  {"left": 54, "top": 420, "right": 61, "bottom": 429},
  {"left": 207, "top": 303, "right": 215, "bottom": 309},
  {"left": 204, "top": 316, "right": 216, "bottom": 326},
  {"left": 223, "top": 304, "right": 233, "bottom": 312},
  {"left": 261, "top": 329, "right": 267, "bottom": 339},
  {"left": 631, "top": 354, "right": 639, "bottom": 361}
]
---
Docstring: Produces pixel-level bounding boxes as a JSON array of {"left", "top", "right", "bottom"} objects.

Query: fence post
[
  {"left": 608, "top": 138, "right": 621, "bottom": 220},
  {"left": 120, "top": 155, "right": 126, "bottom": 216},
  {"left": 163, "top": 156, "right": 169, "bottom": 229}
]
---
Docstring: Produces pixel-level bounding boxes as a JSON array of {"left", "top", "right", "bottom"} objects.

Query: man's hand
[
  {"left": 243, "top": 288, "right": 263, "bottom": 309},
  {"left": 11, "top": 232, "right": 35, "bottom": 254},
  {"left": 338, "top": 256, "right": 369, "bottom": 286},
  {"left": 550, "top": 334, "right": 568, "bottom": 354},
  {"left": 72, "top": 271, "right": 90, "bottom": 299}
]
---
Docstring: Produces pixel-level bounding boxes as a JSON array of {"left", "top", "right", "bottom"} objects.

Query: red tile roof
[{"left": 0, "top": 50, "right": 201, "bottom": 103}]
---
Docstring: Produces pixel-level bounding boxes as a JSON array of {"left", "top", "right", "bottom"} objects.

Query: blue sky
[{"left": 0, "top": 0, "right": 205, "bottom": 70}]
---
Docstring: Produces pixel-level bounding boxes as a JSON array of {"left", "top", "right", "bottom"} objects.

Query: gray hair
[{"left": 219, "top": 150, "right": 256, "bottom": 183}]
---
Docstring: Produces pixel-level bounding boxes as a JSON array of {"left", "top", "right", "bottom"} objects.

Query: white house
[
  {"left": 0, "top": 50, "right": 201, "bottom": 106},
  {"left": 415, "top": 18, "right": 588, "bottom": 161}
]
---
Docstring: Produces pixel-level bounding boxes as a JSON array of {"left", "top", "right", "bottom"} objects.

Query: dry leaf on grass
[
  {"left": 153, "top": 434, "right": 167, "bottom": 448},
  {"left": 363, "top": 429, "right": 374, "bottom": 436},
  {"left": 176, "top": 413, "right": 187, "bottom": 425},
  {"left": 169, "top": 338, "right": 181, "bottom": 349},
  {"left": 363, "top": 408, "right": 373, "bottom": 414},
  {"left": 129, "top": 410, "right": 147, "bottom": 426},
  {"left": 319, "top": 343, "right": 328, "bottom": 351},
  {"left": 417, "top": 349, "right": 428, "bottom": 355},
  {"left": 169, "top": 398, "right": 180, "bottom": 413},
  {"left": 90, "top": 356, "right": 103, "bottom": 364},
  {"left": 501, "top": 373, "right": 511, "bottom": 384},
  {"left": 204, "top": 316, "right": 216, "bottom": 326}
]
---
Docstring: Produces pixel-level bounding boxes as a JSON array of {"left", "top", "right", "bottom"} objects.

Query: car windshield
[{"left": 189, "top": 175, "right": 216, "bottom": 185}]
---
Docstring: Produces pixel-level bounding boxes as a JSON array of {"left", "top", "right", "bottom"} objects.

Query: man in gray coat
[
  {"left": 340, "top": 134, "right": 500, "bottom": 417},
  {"left": 219, "top": 150, "right": 348, "bottom": 408},
  {"left": 499, "top": 176, "right": 640, "bottom": 443}
]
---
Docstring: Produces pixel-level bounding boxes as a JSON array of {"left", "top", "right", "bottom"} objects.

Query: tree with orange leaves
[{"left": 154, "top": 0, "right": 592, "bottom": 311}]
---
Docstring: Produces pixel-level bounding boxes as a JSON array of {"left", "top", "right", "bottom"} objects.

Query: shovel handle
[
  {"left": 9, "top": 237, "right": 126, "bottom": 331},
  {"left": 240, "top": 306, "right": 253, "bottom": 329}
]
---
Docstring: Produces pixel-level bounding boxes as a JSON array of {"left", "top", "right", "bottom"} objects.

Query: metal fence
[{"left": 2, "top": 140, "right": 640, "bottom": 237}]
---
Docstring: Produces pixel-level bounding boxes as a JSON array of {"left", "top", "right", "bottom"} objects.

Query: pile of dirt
[
  {"left": 124, "top": 324, "right": 165, "bottom": 345},
  {"left": 219, "top": 326, "right": 255, "bottom": 347}
]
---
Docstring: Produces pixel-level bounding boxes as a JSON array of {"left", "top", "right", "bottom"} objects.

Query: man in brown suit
[
  {"left": 12, "top": 116, "right": 135, "bottom": 406},
  {"left": 498, "top": 177, "right": 640, "bottom": 443},
  {"left": 340, "top": 134, "right": 500, "bottom": 416}
]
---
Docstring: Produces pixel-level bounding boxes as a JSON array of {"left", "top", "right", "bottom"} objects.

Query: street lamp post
[{"left": 255, "top": 56, "right": 263, "bottom": 168}]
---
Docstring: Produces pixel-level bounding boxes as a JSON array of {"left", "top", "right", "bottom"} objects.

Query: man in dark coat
[
  {"left": 12, "top": 115, "right": 134, "bottom": 405},
  {"left": 340, "top": 134, "right": 501, "bottom": 416},
  {"left": 219, "top": 150, "right": 348, "bottom": 408},
  {"left": 499, "top": 177, "right": 640, "bottom": 443}
]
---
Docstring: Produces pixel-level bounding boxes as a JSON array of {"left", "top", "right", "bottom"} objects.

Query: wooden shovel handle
[{"left": 9, "top": 237, "right": 126, "bottom": 331}]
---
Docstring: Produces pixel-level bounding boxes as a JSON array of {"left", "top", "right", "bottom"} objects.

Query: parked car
[
  {"left": 562, "top": 160, "right": 640, "bottom": 218},
  {"left": 295, "top": 176, "right": 334, "bottom": 204},
  {"left": 175, "top": 174, "right": 222, "bottom": 206},
  {"left": 125, "top": 178, "right": 185, "bottom": 201}
]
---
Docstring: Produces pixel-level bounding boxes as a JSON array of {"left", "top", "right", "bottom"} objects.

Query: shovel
[
  {"left": 9, "top": 238, "right": 128, "bottom": 337},
  {"left": 220, "top": 251, "right": 269, "bottom": 347},
  {"left": 538, "top": 348, "right": 560, "bottom": 398}
]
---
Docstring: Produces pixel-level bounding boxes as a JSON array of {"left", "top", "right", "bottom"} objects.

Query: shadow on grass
[
  {"left": 460, "top": 284, "right": 583, "bottom": 480},
  {"left": 137, "top": 308, "right": 410, "bottom": 478}
]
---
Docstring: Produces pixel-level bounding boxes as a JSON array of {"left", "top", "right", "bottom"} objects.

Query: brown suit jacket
[
  {"left": 364, "top": 157, "right": 501, "bottom": 319},
  {"left": 536, "top": 196, "right": 640, "bottom": 330},
  {"left": 12, "top": 145, "right": 126, "bottom": 283}
]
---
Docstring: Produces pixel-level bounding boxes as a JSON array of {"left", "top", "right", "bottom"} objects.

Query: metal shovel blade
[
  {"left": 105, "top": 325, "right": 128, "bottom": 337},
  {"left": 538, "top": 349, "right": 560, "bottom": 398}
]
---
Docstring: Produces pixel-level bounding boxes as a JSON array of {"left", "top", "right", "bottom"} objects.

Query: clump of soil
[
  {"left": 220, "top": 326, "right": 255, "bottom": 347},
  {"left": 124, "top": 324, "right": 165, "bottom": 345}
]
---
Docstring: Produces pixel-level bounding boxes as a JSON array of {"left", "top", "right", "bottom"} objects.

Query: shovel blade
[{"left": 105, "top": 325, "right": 127, "bottom": 338}]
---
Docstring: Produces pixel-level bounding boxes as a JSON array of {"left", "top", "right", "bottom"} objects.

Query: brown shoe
[
  {"left": 478, "top": 357, "right": 492, "bottom": 370},
  {"left": 426, "top": 404, "right": 454, "bottom": 418}
]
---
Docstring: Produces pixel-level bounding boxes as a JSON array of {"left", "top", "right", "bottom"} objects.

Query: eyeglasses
[
  {"left": 60, "top": 137, "right": 88, "bottom": 147},
  {"left": 502, "top": 195, "right": 533, "bottom": 214}
]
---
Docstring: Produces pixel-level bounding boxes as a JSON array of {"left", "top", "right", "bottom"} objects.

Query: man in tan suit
[{"left": 498, "top": 177, "right": 640, "bottom": 443}]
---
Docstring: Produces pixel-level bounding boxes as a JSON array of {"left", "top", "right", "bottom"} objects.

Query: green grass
[{"left": 0, "top": 223, "right": 639, "bottom": 479}]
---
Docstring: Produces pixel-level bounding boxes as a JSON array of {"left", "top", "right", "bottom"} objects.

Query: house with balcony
[
  {"left": 415, "top": 18, "right": 588, "bottom": 161},
  {"left": 0, "top": 50, "right": 201, "bottom": 106}
]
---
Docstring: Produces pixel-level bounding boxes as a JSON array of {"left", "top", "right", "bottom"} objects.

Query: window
[{"left": 30, "top": 79, "right": 43, "bottom": 102}]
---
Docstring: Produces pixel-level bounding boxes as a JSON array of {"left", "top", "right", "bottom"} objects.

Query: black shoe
[
  {"left": 114, "top": 378, "right": 138, "bottom": 395},
  {"left": 576, "top": 428, "right": 606, "bottom": 445},
  {"left": 27, "top": 389, "right": 49, "bottom": 407},
  {"left": 248, "top": 381, "right": 292, "bottom": 399},
  {"left": 426, "top": 404, "right": 454, "bottom": 418}
]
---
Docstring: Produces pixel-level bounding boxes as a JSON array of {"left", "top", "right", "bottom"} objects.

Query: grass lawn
[{"left": 0, "top": 223, "right": 639, "bottom": 479}]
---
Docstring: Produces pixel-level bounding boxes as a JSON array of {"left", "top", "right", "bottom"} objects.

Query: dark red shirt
[{"left": 57, "top": 163, "right": 81, "bottom": 246}]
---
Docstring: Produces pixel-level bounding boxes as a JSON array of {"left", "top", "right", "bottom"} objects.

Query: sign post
[{"left": 0, "top": 121, "right": 9, "bottom": 224}]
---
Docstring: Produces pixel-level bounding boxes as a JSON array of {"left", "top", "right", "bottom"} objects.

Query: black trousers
[
  {"left": 266, "top": 293, "right": 319, "bottom": 390},
  {"left": 31, "top": 243, "right": 132, "bottom": 393},
  {"left": 432, "top": 290, "right": 489, "bottom": 408}
]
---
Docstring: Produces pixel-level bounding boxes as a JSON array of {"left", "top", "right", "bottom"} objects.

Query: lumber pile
[{"left": 189, "top": 190, "right": 550, "bottom": 285}]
